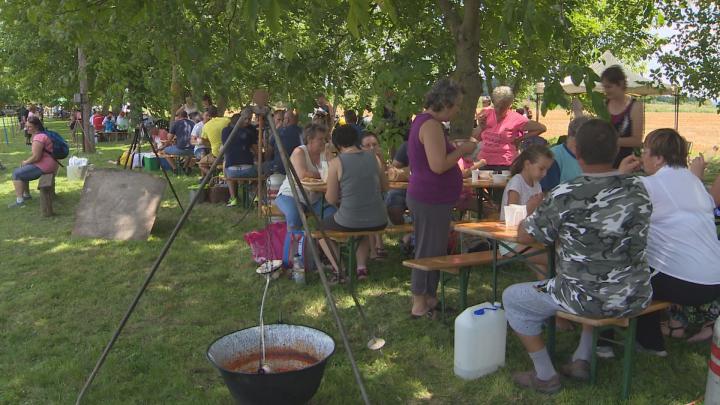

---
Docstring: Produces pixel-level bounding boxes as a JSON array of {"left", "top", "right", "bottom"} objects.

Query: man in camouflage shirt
[{"left": 503, "top": 119, "right": 653, "bottom": 394}]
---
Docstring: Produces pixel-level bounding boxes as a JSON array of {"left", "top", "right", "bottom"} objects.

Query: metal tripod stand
[{"left": 123, "top": 122, "right": 184, "bottom": 212}]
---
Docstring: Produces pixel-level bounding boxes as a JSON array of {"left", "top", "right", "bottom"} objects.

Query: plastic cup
[{"left": 471, "top": 170, "right": 480, "bottom": 182}]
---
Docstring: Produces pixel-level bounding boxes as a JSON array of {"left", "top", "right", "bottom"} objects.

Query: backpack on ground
[{"left": 44, "top": 130, "right": 69, "bottom": 161}]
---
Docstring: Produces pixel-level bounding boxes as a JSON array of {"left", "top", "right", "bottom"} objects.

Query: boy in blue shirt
[{"left": 540, "top": 115, "right": 591, "bottom": 191}]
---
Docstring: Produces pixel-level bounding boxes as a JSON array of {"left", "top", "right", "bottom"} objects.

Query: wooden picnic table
[
  {"left": 299, "top": 180, "right": 409, "bottom": 192},
  {"left": 301, "top": 178, "right": 505, "bottom": 192},
  {"left": 454, "top": 219, "right": 557, "bottom": 353},
  {"left": 453, "top": 220, "right": 526, "bottom": 243},
  {"left": 96, "top": 131, "right": 129, "bottom": 142},
  {"left": 462, "top": 178, "right": 506, "bottom": 219},
  {"left": 453, "top": 220, "right": 552, "bottom": 297}
]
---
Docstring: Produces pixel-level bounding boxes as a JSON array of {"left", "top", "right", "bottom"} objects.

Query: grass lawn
[{"left": 0, "top": 119, "right": 715, "bottom": 404}]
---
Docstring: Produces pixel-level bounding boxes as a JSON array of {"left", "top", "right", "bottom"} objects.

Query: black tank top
[{"left": 609, "top": 98, "right": 636, "bottom": 168}]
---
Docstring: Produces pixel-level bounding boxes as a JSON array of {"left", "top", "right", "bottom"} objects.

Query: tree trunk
[
  {"left": 439, "top": 0, "right": 482, "bottom": 140},
  {"left": 77, "top": 47, "right": 95, "bottom": 153},
  {"left": 170, "top": 56, "right": 183, "bottom": 117},
  {"left": 452, "top": 42, "right": 482, "bottom": 139}
]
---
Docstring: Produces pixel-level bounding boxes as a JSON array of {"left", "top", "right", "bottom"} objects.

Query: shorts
[
  {"left": 385, "top": 189, "right": 407, "bottom": 209},
  {"left": 12, "top": 164, "right": 44, "bottom": 182},
  {"left": 198, "top": 154, "right": 222, "bottom": 167},
  {"left": 194, "top": 147, "right": 210, "bottom": 159},
  {"left": 164, "top": 145, "right": 194, "bottom": 157},
  {"left": 502, "top": 281, "right": 564, "bottom": 336},
  {"left": 321, "top": 215, "right": 387, "bottom": 232},
  {"left": 225, "top": 165, "right": 257, "bottom": 178}
]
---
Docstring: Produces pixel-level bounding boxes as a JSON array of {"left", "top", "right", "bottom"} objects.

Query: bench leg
[
  {"left": 590, "top": 327, "right": 600, "bottom": 385},
  {"left": 622, "top": 319, "right": 637, "bottom": 400},
  {"left": 40, "top": 187, "right": 54, "bottom": 217},
  {"left": 546, "top": 319, "right": 556, "bottom": 359},
  {"left": 440, "top": 272, "right": 447, "bottom": 321},
  {"left": 241, "top": 183, "right": 249, "bottom": 208},
  {"left": 491, "top": 239, "right": 498, "bottom": 302},
  {"left": 459, "top": 268, "right": 470, "bottom": 310},
  {"left": 346, "top": 238, "right": 358, "bottom": 289}
]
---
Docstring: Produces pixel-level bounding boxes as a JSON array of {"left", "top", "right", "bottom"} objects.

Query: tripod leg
[
  {"left": 123, "top": 130, "right": 139, "bottom": 170},
  {"left": 143, "top": 126, "right": 184, "bottom": 212}
]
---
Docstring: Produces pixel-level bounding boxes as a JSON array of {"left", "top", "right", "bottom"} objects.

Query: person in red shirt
[{"left": 92, "top": 110, "right": 104, "bottom": 132}]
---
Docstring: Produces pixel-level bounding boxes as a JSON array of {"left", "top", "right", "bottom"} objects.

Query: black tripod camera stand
[{"left": 123, "top": 121, "right": 184, "bottom": 212}]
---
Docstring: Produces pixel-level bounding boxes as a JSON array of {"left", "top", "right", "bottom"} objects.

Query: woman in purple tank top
[{"left": 407, "top": 78, "right": 476, "bottom": 318}]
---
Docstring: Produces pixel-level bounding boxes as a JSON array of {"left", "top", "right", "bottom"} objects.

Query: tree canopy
[{"left": 0, "top": 0, "right": 708, "bottom": 141}]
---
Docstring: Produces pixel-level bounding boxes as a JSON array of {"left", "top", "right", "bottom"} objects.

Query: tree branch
[{"left": 437, "top": 0, "right": 461, "bottom": 37}]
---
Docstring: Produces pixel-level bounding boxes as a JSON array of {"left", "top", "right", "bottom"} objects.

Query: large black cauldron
[{"left": 207, "top": 324, "right": 335, "bottom": 404}]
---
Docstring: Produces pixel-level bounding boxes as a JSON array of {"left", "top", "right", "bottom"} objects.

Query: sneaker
[
  {"left": 511, "top": 370, "right": 562, "bottom": 394},
  {"left": 22, "top": 194, "right": 32, "bottom": 200},
  {"left": 596, "top": 346, "right": 615, "bottom": 359},
  {"left": 559, "top": 359, "right": 590, "bottom": 381},
  {"left": 226, "top": 198, "right": 238, "bottom": 207},
  {"left": 8, "top": 200, "right": 26, "bottom": 208},
  {"left": 635, "top": 343, "right": 668, "bottom": 357}
]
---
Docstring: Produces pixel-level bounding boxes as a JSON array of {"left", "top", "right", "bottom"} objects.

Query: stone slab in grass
[{"left": 72, "top": 168, "right": 167, "bottom": 240}]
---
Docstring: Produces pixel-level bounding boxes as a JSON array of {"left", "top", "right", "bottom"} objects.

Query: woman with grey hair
[
  {"left": 476, "top": 86, "right": 546, "bottom": 170},
  {"left": 407, "top": 78, "right": 476, "bottom": 318}
]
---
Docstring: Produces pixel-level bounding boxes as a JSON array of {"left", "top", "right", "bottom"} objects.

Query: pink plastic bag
[{"left": 244, "top": 222, "right": 287, "bottom": 264}]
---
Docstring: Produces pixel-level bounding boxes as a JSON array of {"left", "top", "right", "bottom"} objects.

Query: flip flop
[
  {"left": 660, "top": 321, "right": 686, "bottom": 339},
  {"left": 409, "top": 309, "right": 435, "bottom": 320},
  {"left": 687, "top": 323, "right": 714, "bottom": 343}
]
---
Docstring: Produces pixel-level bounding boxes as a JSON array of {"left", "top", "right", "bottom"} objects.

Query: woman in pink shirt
[
  {"left": 9, "top": 116, "right": 59, "bottom": 208},
  {"left": 475, "top": 86, "right": 546, "bottom": 170}
]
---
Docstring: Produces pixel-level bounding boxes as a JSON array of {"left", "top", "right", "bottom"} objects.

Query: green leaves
[{"left": 347, "top": 0, "right": 371, "bottom": 38}]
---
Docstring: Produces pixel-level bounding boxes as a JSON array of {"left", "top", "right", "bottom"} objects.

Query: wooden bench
[
  {"left": 403, "top": 251, "right": 498, "bottom": 312},
  {"left": 309, "top": 223, "right": 413, "bottom": 240},
  {"left": 38, "top": 172, "right": 56, "bottom": 217},
  {"left": 96, "top": 131, "right": 128, "bottom": 142},
  {"left": 218, "top": 176, "right": 264, "bottom": 209},
  {"left": 553, "top": 300, "right": 671, "bottom": 400},
  {"left": 307, "top": 224, "right": 415, "bottom": 288},
  {"left": 260, "top": 204, "right": 284, "bottom": 217}
]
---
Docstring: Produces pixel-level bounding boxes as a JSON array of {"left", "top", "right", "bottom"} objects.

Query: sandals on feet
[
  {"left": 687, "top": 322, "right": 714, "bottom": 343},
  {"left": 356, "top": 267, "right": 368, "bottom": 280},
  {"left": 326, "top": 269, "right": 347, "bottom": 285},
  {"left": 410, "top": 309, "right": 435, "bottom": 320},
  {"left": 661, "top": 322, "right": 687, "bottom": 339}
]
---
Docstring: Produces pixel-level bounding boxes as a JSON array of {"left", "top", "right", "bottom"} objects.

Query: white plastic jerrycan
[{"left": 454, "top": 302, "right": 507, "bottom": 380}]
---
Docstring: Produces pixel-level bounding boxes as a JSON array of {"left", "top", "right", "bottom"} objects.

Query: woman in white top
[
  {"left": 274, "top": 123, "right": 336, "bottom": 230},
  {"left": 620, "top": 128, "right": 720, "bottom": 352}
]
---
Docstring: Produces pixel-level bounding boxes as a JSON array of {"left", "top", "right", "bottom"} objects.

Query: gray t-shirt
[{"left": 333, "top": 151, "right": 388, "bottom": 229}]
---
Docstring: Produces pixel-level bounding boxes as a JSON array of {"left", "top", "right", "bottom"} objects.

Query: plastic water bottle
[
  {"left": 403, "top": 212, "right": 412, "bottom": 224},
  {"left": 292, "top": 255, "right": 305, "bottom": 285},
  {"left": 454, "top": 302, "right": 506, "bottom": 380}
]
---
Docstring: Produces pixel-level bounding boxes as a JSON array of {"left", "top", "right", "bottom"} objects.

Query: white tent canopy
[{"left": 535, "top": 51, "right": 678, "bottom": 96}]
